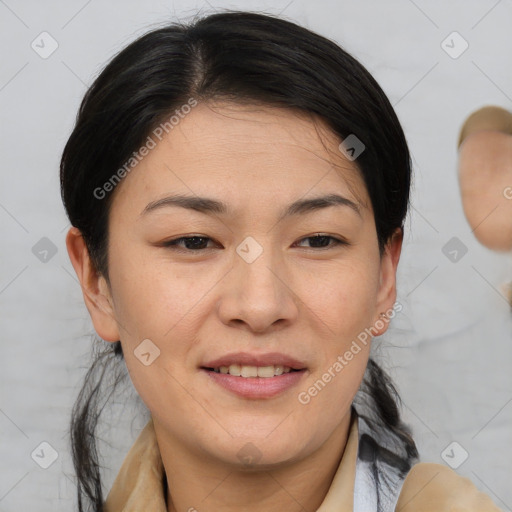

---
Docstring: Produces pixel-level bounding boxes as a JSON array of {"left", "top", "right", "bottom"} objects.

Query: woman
[{"left": 60, "top": 10, "right": 502, "bottom": 512}]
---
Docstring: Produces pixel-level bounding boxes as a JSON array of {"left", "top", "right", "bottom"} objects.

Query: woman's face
[{"left": 73, "top": 101, "right": 401, "bottom": 467}]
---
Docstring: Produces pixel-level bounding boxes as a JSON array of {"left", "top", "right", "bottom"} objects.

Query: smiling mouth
[{"left": 201, "top": 365, "right": 303, "bottom": 378}]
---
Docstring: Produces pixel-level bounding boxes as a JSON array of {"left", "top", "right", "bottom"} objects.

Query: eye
[
  {"left": 162, "top": 236, "right": 218, "bottom": 252},
  {"left": 161, "top": 233, "right": 348, "bottom": 253},
  {"left": 294, "top": 234, "right": 348, "bottom": 250}
]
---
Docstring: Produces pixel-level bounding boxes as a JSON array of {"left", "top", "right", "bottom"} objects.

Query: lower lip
[{"left": 202, "top": 369, "right": 307, "bottom": 399}]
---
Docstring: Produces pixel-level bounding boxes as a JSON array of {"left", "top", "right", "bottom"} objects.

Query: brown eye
[
  {"left": 163, "top": 236, "right": 217, "bottom": 251},
  {"left": 295, "top": 234, "right": 348, "bottom": 249}
]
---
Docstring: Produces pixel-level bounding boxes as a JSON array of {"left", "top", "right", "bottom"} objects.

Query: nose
[{"left": 216, "top": 239, "right": 299, "bottom": 334}]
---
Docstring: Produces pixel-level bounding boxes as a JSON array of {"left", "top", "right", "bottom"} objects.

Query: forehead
[{"left": 111, "top": 101, "right": 371, "bottom": 217}]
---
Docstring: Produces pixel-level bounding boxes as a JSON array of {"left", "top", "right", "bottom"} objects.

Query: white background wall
[{"left": 1, "top": 0, "right": 511, "bottom": 510}]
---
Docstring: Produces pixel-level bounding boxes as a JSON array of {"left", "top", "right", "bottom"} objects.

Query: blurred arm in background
[
  {"left": 458, "top": 105, "right": 512, "bottom": 251},
  {"left": 458, "top": 105, "right": 512, "bottom": 306}
]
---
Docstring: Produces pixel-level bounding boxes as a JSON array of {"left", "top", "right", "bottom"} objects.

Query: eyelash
[{"left": 162, "top": 234, "right": 348, "bottom": 252}]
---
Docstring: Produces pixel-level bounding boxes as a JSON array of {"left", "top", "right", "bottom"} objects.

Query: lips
[
  {"left": 201, "top": 351, "right": 307, "bottom": 371},
  {"left": 201, "top": 352, "right": 308, "bottom": 399}
]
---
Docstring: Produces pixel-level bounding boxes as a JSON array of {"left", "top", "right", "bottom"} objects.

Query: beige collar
[
  {"left": 104, "top": 414, "right": 359, "bottom": 511},
  {"left": 104, "top": 413, "right": 502, "bottom": 512}
]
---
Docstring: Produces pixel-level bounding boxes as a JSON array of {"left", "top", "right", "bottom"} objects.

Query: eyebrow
[{"left": 141, "top": 193, "right": 362, "bottom": 220}]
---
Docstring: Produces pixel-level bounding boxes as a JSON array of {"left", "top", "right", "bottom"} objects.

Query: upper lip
[{"left": 201, "top": 352, "right": 307, "bottom": 370}]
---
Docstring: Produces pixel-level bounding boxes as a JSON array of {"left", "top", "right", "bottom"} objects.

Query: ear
[
  {"left": 372, "top": 227, "right": 403, "bottom": 336},
  {"left": 65, "top": 227, "right": 120, "bottom": 342}
]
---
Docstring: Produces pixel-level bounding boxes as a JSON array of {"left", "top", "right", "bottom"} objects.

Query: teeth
[
  {"left": 228, "top": 364, "right": 241, "bottom": 376},
  {"left": 273, "top": 365, "right": 284, "bottom": 376},
  {"left": 214, "top": 364, "right": 294, "bottom": 377},
  {"left": 241, "top": 365, "right": 258, "bottom": 377},
  {"left": 256, "top": 366, "right": 276, "bottom": 378}
]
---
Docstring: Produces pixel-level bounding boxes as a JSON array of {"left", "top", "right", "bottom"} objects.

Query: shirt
[{"left": 104, "top": 412, "right": 503, "bottom": 511}]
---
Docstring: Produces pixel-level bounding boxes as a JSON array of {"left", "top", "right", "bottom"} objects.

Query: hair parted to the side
[{"left": 60, "top": 10, "right": 416, "bottom": 511}]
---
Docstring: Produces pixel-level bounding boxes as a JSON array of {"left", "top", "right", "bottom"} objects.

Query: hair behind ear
[
  {"left": 354, "top": 358, "right": 418, "bottom": 471},
  {"left": 70, "top": 340, "right": 125, "bottom": 511}
]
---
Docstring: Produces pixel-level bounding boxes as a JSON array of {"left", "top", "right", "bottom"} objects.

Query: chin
[
  {"left": 215, "top": 439, "right": 307, "bottom": 470},
  {"left": 205, "top": 423, "right": 312, "bottom": 467}
]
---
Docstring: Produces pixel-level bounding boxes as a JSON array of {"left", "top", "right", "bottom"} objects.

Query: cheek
[
  {"left": 294, "top": 260, "right": 377, "bottom": 405},
  {"left": 301, "top": 258, "right": 380, "bottom": 342},
  {"left": 106, "top": 249, "right": 221, "bottom": 391},
  {"left": 108, "top": 248, "right": 210, "bottom": 341},
  {"left": 107, "top": 254, "right": 209, "bottom": 420}
]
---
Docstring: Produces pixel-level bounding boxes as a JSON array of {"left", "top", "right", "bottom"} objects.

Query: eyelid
[
  {"left": 293, "top": 234, "right": 349, "bottom": 249},
  {"left": 161, "top": 235, "right": 217, "bottom": 251}
]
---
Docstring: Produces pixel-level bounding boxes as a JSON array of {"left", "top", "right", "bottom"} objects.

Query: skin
[
  {"left": 458, "top": 130, "right": 512, "bottom": 251},
  {"left": 67, "top": 102, "right": 402, "bottom": 512}
]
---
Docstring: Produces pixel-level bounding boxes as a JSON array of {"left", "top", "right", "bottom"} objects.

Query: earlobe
[{"left": 65, "top": 227, "right": 120, "bottom": 342}]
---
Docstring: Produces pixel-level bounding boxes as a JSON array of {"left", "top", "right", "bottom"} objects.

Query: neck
[{"left": 154, "top": 411, "right": 354, "bottom": 512}]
